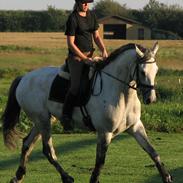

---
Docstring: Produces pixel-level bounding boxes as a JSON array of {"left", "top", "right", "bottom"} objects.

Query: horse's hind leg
[
  {"left": 127, "top": 120, "right": 172, "bottom": 183},
  {"left": 90, "top": 132, "right": 112, "bottom": 183},
  {"left": 10, "top": 127, "right": 41, "bottom": 183},
  {"left": 41, "top": 122, "right": 74, "bottom": 183}
]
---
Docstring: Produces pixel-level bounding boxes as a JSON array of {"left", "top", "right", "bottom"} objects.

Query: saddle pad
[
  {"left": 49, "top": 74, "right": 91, "bottom": 106},
  {"left": 49, "top": 74, "right": 69, "bottom": 104}
]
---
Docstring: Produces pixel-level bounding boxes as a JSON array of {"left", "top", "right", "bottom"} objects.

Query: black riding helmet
[{"left": 75, "top": 0, "right": 94, "bottom": 3}]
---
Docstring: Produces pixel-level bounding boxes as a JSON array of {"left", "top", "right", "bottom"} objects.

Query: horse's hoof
[
  {"left": 9, "top": 177, "right": 23, "bottom": 183},
  {"left": 10, "top": 177, "right": 18, "bottom": 183},
  {"left": 163, "top": 174, "right": 173, "bottom": 183},
  {"left": 89, "top": 178, "right": 100, "bottom": 183},
  {"left": 62, "top": 174, "right": 74, "bottom": 183}
]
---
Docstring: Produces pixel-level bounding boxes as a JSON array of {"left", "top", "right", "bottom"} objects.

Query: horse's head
[{"left": 135, "top": 42, "right": 159, "bottom": 104}]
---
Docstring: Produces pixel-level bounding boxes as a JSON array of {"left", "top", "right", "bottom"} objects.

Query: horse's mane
[
  {"left": 100, "top": 43, "right": 147, "bottom": 68},
  {"left": 106, "top": 43, "right": 136, "bottom": 63}
]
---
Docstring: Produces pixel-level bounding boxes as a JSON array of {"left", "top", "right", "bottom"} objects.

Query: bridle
[
  {"left": 133, "top": 58, "right": 156, "bottom": 90},
  {"left": 91, "top": 56, "right": 156, "bottom": 96}
]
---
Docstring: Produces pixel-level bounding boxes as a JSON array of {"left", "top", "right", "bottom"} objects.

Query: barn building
[{"left": 98, "top": 15, "right": 151, "bottom": 40}]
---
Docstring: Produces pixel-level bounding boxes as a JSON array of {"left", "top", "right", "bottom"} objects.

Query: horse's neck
[
  {"left": 103, "top": 49, "right": 137, "bottom": 89},
  {"left": 98, "top": 49, "right": 137, "bottom": 105}
]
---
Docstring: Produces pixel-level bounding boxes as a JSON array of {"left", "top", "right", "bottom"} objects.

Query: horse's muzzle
[
  {"left": 143, "top": 89, "right": 157, "bottom": 104},
  {"left": 145, "top": 97, "right": 156, "bottom": 104}
]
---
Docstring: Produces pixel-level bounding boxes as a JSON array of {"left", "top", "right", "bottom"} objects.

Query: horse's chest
[
  {"left": 126, "top": 103, "right": 141, "bottom": 126},
  {"left": 106, "top": 102, "right": 140, "bottom": 129}
]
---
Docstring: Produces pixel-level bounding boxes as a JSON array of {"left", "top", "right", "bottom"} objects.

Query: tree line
[
  {"left": 0, "top": 0, "right": 183, "bottom": 38},
  {"left": 0, "top": 6, "right": 68, "bottom": 32}
]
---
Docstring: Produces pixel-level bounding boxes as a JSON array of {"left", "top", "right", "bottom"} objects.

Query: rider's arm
[
  {"left": 93, "top": 30, "right": 108, "bottom": 59},
  {"left": 67, "top": 35, "right": 90, "bottom": 61}
]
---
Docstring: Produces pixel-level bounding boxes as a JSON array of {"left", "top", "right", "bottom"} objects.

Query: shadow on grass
[
  {"left": 145, "top": 167, "right": 183, "bottom": 183},
  {"left": 0, "top": 133, "right": 129, "bottom": 169}
]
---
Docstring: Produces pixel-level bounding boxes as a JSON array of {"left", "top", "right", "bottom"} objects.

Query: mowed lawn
[{"left": 0, "top": 132, "right": 183, "bottom": 183}]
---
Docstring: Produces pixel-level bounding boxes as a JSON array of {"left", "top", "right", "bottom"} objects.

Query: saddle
[{"left": 49, "top": 64, "right": 92, "bottom": 106}]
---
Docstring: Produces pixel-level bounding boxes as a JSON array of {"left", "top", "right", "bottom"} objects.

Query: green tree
[
  {"left": 132, "top": 0, "right": 183, "bottom": 38},
  {"left": 93, "top": 0, "right": 129, "bottom": 18},
  {"left": 21, "top": 11, "right": 41, "bottom": 32},
  {"left": 47, "top": 6, "right": 67, "bottom": 31},
  {"left": 142, "top": 0, "right": 162, "bottom": 28}
]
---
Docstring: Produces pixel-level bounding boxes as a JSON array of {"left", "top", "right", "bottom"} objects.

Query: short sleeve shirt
[{"left": 65, "top": 10, "right": 99, "bottom": 53}]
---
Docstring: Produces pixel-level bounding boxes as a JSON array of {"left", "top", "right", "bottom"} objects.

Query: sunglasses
[{"left": 82, "top": 3, "right": 88, "bottom": 6}]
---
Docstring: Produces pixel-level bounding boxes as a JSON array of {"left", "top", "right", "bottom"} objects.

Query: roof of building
[{"left": 98, "top": 15, "right": 142, "bottom": 25}]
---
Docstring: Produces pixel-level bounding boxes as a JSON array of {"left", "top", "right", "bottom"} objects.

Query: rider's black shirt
[{"left": 65, "top": 10, "right": 99, "bottom": 54}]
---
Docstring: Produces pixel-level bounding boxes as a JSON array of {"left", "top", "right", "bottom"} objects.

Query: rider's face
[{"left": 80, "top": 3, "right": 89, "bottom": 12}]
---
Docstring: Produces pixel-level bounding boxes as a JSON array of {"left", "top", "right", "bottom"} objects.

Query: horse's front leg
[
  {"left": 127, "top": 120, "right": 172, "bottom": 183},
  {"left": 90, "top": 132, "right": 112, "bottom": 183}
]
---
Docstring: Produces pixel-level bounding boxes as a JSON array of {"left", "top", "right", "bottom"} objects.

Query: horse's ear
[
  {"left": 135, "top": 45, "right": 144, "bottom": 58},
  {"left": 152, "top": 41, "right": 159, "bottom": 56}
]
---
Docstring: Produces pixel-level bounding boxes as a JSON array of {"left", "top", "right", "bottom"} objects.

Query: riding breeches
[
  {"left": 67, "top": 58, "right": 84, "bottom": 96},
  {"left": 66, "top": 50, "right": 93, "bottom": 96}
]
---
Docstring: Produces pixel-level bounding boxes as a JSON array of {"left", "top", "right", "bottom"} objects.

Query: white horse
[{"left": 2, "top": 42, "right": 172, "bottom": 183}]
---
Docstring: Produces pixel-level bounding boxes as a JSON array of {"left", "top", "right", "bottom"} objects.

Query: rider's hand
[
  {"left": 102, "top": 49, "right": 108, "bottom": 59},
  {"left": 83, "top": 58, "right": 96, "bottom": 68},
  {"left": 87, "top": 57, "right": 93, "bottom": 61}
]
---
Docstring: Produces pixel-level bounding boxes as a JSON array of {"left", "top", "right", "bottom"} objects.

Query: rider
[{"left": 62, "top": 0, "right": 108, "bottom": 131}]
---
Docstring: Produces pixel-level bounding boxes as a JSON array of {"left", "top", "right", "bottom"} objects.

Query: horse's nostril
[{"left": 145, "top": 97, "right": 156, "bottom": 104}]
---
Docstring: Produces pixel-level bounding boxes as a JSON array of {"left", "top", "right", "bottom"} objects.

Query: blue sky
[{"left": 0, "top": 0, "right": 182, "bottom": 10}]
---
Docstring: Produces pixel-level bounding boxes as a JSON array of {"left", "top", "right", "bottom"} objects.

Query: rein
[
  {"left": 91, "top": 58, "right": 156, "bottom": 96},
  {"left": 101, "top": 70, "right": 137, "bottom": 90}
]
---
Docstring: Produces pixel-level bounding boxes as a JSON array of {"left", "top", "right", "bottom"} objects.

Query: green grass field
[
  {"left": 0, "top": 132, "right": 183, "bottom": 183},
  {"left": 0, "top": 33, "right": 183, "bottom": 183},
  {"left": 0, "top": 33, "right": 182, "bottom": 132}
]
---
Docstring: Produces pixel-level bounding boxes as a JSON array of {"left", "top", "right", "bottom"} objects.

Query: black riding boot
[{"left": 62, "top": 92, "right": 76, "bottom": 132}]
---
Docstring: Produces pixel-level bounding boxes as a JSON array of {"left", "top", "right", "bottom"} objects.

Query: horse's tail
[{"left": 2, "top": 76, "right": 23, "bottom": 149}]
